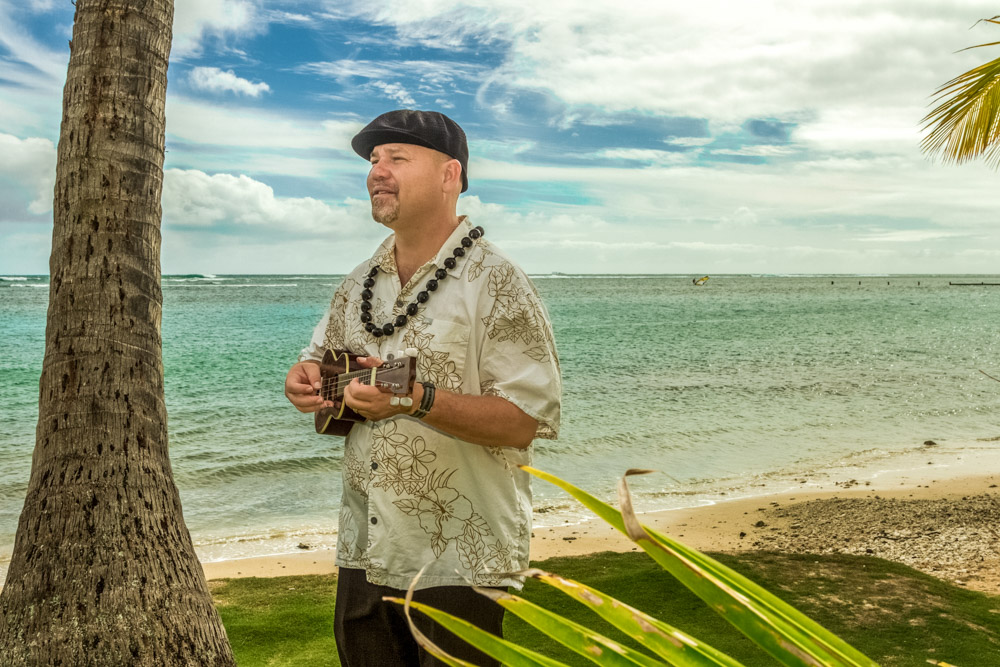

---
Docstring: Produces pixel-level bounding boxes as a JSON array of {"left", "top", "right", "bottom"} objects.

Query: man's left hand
[{"left": 343, "top": 356, "right": 423, "bottom": 421}]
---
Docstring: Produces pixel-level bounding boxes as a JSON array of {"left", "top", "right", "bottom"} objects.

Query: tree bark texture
[{"left": 0, "top": 1, "right": 236, "bottom": 664}]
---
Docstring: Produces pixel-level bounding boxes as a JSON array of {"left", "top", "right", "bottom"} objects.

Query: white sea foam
[
  {"left": 165, "top": 283, "right": 295, "bottom": 288},
  {"left": 192, "top": 525, "right": 339, "bottom": 563},
  {"left": 163, "top": 274, "right": 230, "bottom": 283},
  {"left": 530, "top": 274, "right": 662, "bottom": 279}
]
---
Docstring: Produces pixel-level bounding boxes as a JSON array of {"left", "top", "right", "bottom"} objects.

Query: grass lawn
[{"left": 211, "top": 551, "right": 1000, "bottom": 666}]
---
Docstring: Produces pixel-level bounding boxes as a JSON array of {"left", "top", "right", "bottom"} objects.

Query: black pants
[{"left": 334, "top": 568, "right": 506, "bottom": 667}]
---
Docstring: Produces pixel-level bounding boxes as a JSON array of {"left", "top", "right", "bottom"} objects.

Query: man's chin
[{"left": 371, "top": 205, "right": 399, "bottom": 226}]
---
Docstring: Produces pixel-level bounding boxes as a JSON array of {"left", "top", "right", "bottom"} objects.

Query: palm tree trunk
[{"left": 0, "top": 0, "right": 236, "bottom": 663}]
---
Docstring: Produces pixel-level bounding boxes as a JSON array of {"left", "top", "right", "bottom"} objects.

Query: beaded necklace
[{"left": 361, "top": 225, "right": 484, "bottom": 339}]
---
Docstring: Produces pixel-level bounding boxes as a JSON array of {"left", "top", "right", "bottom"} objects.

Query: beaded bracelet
[{"left": 411, "top": 382, "right": 435, "bottom": 419}]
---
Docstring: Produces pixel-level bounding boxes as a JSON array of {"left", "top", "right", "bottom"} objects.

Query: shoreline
[
  {"left": 202, "top": 463, "right": 1000, "bottom": 595},
  {"left": 193, "top": 438, "right": 1000, "bottom": 568},
  {"left": 3, "top": 442, "right": 997, "bottom": 592}
]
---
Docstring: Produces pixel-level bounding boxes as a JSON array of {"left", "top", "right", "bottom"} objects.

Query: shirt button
[
  {"left": 395, "top": 300, "right": 405, "bottom": 308},
  {"left": 370, "top": 517, "right": 378, "bottom": 525},
  {"left": 371, "top": 462, "right": 378, "bottom": 471}
]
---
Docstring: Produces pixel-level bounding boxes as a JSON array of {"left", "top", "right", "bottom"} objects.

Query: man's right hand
[{"left": 284, "top": 361, "right": 331, "bottom": 413}]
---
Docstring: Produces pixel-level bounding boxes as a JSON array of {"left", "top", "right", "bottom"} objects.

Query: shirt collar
[
  {"left": 370, "top": 235, "right": 398, "bottom": 275},
  {"left": 430, "top": 216, "right": 473, "bottom": 269},
  {"left": 369, "top": 216, "right": 473, "bottom": 276}
]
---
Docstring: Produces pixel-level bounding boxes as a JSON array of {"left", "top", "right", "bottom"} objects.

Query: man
[{"left": 284, "top": 109, "right": 561, "bottom": 666}]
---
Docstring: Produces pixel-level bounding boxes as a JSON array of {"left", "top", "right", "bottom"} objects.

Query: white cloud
[
  {"left": 0, "top": 94, "right": 60, "bottom": 140},
  {"left": 597, "top": 148, "right": 694, "bottom": 165},
  {"left": 453, "top": 195, "right": 831, "bottom": 273},
  {"left": 466, "top": 143, "right": 1000, "bottom": 262},
  {"left": 302, "top": 59, "right": 400, "bottom": 80},
  {"left": 172, "top": 0, "right": 258, "bottom": 58},
  {"left": 27, "top": 0, "right": 56, "bottom": 11},
  {"left": 0, "top": 133, "right": 56, "bottom": 214},
  {"left": 720, "top": 206, "right": 759, "bottom": 228},
  {"left": 711, "top": 145, "right": 798, "bottom": 158},
  {"left": 162, "top": 168, "right": 370, "bottom": 236},
  {"left": 1, "top": 0, "right": 261, "bottom": 106},
  {"left": 265, "top": 10, "right": 313, "bottom": 23},
  {"left": 0, "top": 2, "right": 67, "bottom": 85},
  {"left": 189, "top": 67, "right": 270, "bottom": 97},
  {"left": 370, "top": 81, "right": 416, "bottom": 106},
  {"left": 5, "top": 1, "right": 1000, "bottom": 275},
  {"left": 854, "top": 230, "right": 968, "bottom": 243},
  {"left": 453, "top": 192, "right": 1000, "bottom": 274},
  {"left": 666, "top": 137, "right": 714, "bottom": 148},
  {"left": 158, "top": 169, "right": 396, "bottom": 273},
  {"left": 166, "top": 96, "right": 363, "bottom": 150},
  {"left": 300, "top": 59, "right": 486, "bottom": 101},
  {"left": 469, "top": 139, "right": 535, "bottom": 162},
  {"left": 793, "top": 107, "right": 926, "bottom": 156},
  {"left": 341, "top": 0, "right": 990, "bottom": 154}
]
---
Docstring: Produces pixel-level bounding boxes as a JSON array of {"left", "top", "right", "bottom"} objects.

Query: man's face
[{"left": 367, "top": 143, "right": 449, "bottom": 226}]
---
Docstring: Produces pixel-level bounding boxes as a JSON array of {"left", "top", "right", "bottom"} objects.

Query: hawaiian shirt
[{"left": 299, "top": 217, "right": 561, "bottom": 590}]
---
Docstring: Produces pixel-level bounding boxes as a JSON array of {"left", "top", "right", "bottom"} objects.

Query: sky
[{"left": 1, "top": 0, "right": 1000, "bottom": 275}]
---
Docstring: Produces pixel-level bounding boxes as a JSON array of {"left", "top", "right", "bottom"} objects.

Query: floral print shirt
[{"left": 299, "top": 218, "right": 561, "bottom": 590}]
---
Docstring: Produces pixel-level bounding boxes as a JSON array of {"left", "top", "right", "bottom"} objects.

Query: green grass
[
  {"left": 211, "top": 574, "right": 338, "bottom": 665},
  {"left": 211, "top": 551, "right": 1000, "bottom": 666}
]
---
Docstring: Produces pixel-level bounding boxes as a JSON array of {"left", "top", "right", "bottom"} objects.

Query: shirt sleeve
[
  {"left": 475, "top": 261, "right": 561, "bottom": 439},
  {"left": 298, "top": 308, "right": 330, "bottom": 362},
  {"left": 298, "top": 278, "right": 351, "bottom": 362}
]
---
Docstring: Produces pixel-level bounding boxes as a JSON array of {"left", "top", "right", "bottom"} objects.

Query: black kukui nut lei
[{"left": 360, "top": 226, "right": 484, "bottom": 339}]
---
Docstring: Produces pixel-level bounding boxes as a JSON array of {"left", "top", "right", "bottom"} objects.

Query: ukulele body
[{"left": 314, "top": 349, "right": 365, "bottom": 436}]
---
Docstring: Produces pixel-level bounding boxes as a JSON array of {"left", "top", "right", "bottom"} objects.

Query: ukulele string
[
  {"left": 318, "top": 368, "right": 380, "bottom": 391},
  {"left": 320, "top": 380, "right": 401, "bottom": 399},
  {"left": 318, "top": 369, "right": 403, "bottom": 398}
]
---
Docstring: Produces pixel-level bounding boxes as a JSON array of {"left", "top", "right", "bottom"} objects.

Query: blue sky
[{"left": 2, "top": 0, "right": 1000, "bottom": 274}]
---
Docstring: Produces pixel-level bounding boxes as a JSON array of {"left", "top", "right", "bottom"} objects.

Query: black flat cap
[{"left": 352, "top": 109, "right": 469, "bottom": 192}]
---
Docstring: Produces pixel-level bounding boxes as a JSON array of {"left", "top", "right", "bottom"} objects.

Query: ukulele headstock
[{"left": 378, "top": 349, "right": 418, "bottom": 394}]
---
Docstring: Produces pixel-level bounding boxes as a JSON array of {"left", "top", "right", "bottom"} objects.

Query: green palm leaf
[
  {"left": 922, "top": 18, "right": 1000, "bottom": 168},
  {"left": 521, "top": 466, "right": 879, "bottom": 667},
  {"left": 524, "top": 568, "right": 747, "bottom": 666},
  {"left": 384, "top": 596, "right": 570, "bottom": 667},
  {"left": 476, "top": 587, "right": 667, "bottom": 667}
]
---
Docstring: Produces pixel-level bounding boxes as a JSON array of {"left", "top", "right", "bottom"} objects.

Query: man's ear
[{"left": 442, "top": 159, "right": 463, "bottom": 193}]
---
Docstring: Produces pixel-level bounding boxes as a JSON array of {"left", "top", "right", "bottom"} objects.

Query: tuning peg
[
  {"left": 405, "top": 347, "right": 418, "bottom": 357},
  {"left": 389, "top": 396, "right": 400, "bottom": 407},
  {"left": 400, "top": 397, "right": 413, "bottom": 407}
]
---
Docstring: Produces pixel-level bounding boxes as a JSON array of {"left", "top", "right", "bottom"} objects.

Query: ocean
[{"left": 2, "top": 274, "right": 999, "bottom": 571}]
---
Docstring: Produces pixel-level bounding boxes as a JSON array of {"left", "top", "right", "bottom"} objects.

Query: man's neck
[{"left": 392, "top": 215, "right": 461, "bottom": 287}]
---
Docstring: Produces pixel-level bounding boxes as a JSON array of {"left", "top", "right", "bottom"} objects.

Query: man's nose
[{"left": 369, "top": 161, "right": 390, "bottom": 181}]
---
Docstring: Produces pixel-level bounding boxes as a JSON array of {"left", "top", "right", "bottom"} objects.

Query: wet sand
[{"left": 203, "top": 465, "right": 1000, "bottom": 595}]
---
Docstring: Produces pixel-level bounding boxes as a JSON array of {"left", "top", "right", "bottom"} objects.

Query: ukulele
[{"left": 314, "top": 348, "right": 418, "bottom": 436}]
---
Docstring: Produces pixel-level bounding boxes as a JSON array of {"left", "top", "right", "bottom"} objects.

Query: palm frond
[
  {"left": 957, "top": 39, "right": 1000, "bottom": 52},
  {"left": 921, "top": 54, "right": 1000, "bottom": 168}
]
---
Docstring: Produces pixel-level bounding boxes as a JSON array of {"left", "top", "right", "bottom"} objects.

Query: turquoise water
[{"left": 2, "top": 274, "right": 1000, "bottom": 564}]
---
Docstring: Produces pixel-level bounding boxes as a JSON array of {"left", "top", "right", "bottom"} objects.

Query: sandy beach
[{"left": 203, "top": 445, "right": 1000, "bottom": 595}]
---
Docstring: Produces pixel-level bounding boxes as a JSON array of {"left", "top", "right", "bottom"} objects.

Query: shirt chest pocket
[{"left": 409, "top": 317, "right": 470, "bottom": 392}]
